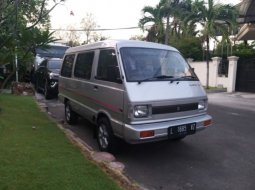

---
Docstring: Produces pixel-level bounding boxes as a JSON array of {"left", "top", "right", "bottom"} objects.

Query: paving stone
[
  {"left": 92, "top": 152, "right": 116, "bottom": 163},
  {"left": 109, "top": 161, "right": 125, "bottom": 172}
]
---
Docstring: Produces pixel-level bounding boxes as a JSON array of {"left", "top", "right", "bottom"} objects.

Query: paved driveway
[{"left": 37, "top": 92, "right": 255, "bottom": 190}]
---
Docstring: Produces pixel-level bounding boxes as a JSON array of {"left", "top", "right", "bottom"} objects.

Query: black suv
[{"left": 34, "top": 58, "right": 62, "bottom": 99}]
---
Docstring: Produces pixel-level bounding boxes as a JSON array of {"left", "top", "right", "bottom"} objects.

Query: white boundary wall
[{"left": 188, "top": 56, "right": 239, "bottom": 92}]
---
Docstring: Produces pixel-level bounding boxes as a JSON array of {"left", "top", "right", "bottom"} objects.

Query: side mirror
[
  {"left": 106, "top": 66, "right": 123, "bottom": 84},
  {"left": 115, "top": 77, "right": 123, "bottom": 84}
]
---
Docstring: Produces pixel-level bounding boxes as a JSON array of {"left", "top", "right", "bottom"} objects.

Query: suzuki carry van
[{"left": 59, "top": 40, "right": 212, "bottom": 152}]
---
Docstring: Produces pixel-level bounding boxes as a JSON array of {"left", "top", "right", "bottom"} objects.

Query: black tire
[
  {"left": 65, "top": 101, "right": 78, "bottom": 124},
  {"left": 97, "top": 117, "right": 117, "bottom": 153},
  {"left": 44, "top": 81, "right": 51, "bottom": 100}
]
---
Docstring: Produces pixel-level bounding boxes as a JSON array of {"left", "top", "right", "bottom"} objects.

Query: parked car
[
  {"left": 34, "top": 58, "right": 62, "bottom": 99},
  {"left": 58, "top": 40, "right": 212, "bottom": 152}
]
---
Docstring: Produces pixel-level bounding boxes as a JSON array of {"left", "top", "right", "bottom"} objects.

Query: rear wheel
[
  {"left": 65, "top": 101, "right": 78, "bottom": 124},
  {"left": 97, "top": 117, "right": 117, "bottom": 153}
]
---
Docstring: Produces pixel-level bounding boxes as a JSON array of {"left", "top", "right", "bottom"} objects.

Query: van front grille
[{"left": 152, "top": 103, "right": 198, "bottom": 114}]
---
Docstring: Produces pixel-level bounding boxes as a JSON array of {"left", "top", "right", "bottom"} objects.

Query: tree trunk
[
  {"left": 0, "top": 70, "right": 15, "bottom": 91},
  {"left": 165, "top": 14, "right": 170, "bottom": 45},
  {"left": 206, "top": 35, "right": 210, "bottom": 89}
]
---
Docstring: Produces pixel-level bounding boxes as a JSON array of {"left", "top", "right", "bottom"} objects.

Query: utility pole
[
  {"left": 15, "top": 0, "right": 19, "bottom": 82},
  {"left": 15, "top": 46, "right": 18, "bottom": 82}
]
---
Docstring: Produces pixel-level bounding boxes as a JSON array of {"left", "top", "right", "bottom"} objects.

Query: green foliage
[
  {"left": 213, "top": 41, "right": 255, "bottom": 60},
  {"left": 170, "top": 36, "right": 203, "bottom": 60},
  {"left": 139, "top": 0, "right": 238, "bottom": 45},
  {"left": 190, "top": 0, "right": 238, "bottom": 88},
  {"left": 232, "top": 42, "right": 255, "bottom": 58},
  {"left": 0, "top": 0, "right": 64, "bottom": 87},
  {"left": 138, "top": 0, "right": 205, "bottom": 44},
  {"left": 139, "top": 0, "right": 238, "bottom": 89},
  {"left": 139, "top": 4, "right": 165, "bottom": 43},
  {"left": 0, "top": 94, "right": 122, "bottom": 190},
  {"left": 160, "top": 0, "right": 197, "bottom": 42}
]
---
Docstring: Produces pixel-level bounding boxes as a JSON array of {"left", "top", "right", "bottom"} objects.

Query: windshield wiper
[
  {"left": 174, "top": 75, "right": 198, "bottom": 81},
  {"left": 137, "top": 75, "right": 174, "bottom": 84}
]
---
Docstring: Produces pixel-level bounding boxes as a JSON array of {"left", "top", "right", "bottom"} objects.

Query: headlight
[
  {"left": 198, "top": 100, "right": 207, "bottom": 110},
  {"left": 49, "top": 72, "right": 54, "bottom": 79},
  {"left": 49, "top": 72, "right": 59, "bottom": 79},
  {"left": 134, "top": 105, "right": 150, "bottom": 118}
]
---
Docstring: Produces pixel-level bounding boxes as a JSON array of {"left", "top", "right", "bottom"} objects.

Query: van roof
[{"left": 65, "top": 40, "right": 179, "bottom": 54}]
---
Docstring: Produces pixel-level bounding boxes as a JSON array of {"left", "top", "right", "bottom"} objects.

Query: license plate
[{"left": 168, "top": 123, "right": 196, "bottom": 138}]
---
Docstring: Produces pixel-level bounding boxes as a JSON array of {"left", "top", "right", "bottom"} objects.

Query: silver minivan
[{"left": 59, "top": 40, "right": 212, "bottom": 152}]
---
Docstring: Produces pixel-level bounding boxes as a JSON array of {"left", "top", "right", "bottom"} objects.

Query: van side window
[
  {"left": 61, "top": 54, "right": 75, "bottom": 78},
  {"left": 74, "top": 52, "right": 94, "bottom": 80},
  {"left": 96, "top": 49, "right": 120, "bottom": 83}
]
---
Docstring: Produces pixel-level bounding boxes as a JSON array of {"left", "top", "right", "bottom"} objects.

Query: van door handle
[{"left": 93, "top": 85, "right": 98, "bottom": 90}]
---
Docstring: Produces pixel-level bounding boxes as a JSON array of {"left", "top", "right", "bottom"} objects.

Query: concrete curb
[
  {"left": 34, "top": 96, "right": 146, "bottom": 190},
  {"left": 205, "top": 89, "right": 227, "bottom": 93}
]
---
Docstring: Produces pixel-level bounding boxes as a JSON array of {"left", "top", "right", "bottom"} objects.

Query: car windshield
[
  {"left": 48, "top": 60, "right": 62, "bottom": 70},
  {"left": 120, "top": 47, "right": 197, "bottom": 82}
]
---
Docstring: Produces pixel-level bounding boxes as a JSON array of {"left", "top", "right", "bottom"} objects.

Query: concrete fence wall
[{"left": 187, "top": 56, "right": 239, "bottom": 92}]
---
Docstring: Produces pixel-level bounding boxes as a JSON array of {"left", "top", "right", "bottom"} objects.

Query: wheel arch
[
  {"left": 96, "top": 111, "right": 111, "bottom": 126},
  {"left": 64, "top": 97, "right": 69, "bottom": 105}
]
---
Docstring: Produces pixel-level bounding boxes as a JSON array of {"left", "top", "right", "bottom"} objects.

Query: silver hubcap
[
  {"left": 98, "top": 124, "right": 109, "bottom": 149},
  {"left": 65, "top": 105, "right": 71, "bottom": 121}
]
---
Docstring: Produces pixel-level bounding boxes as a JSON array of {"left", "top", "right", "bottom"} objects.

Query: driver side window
[{"left": 96, "top": 49, "right": 121, "bottom": 83}]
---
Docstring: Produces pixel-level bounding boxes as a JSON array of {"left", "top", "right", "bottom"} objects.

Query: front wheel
[
  {"left": 65, "top": 101, "right": 78, "bottom": 124},
  {"left": 97, "top": 117, "right": 117, "bottom": 153}
]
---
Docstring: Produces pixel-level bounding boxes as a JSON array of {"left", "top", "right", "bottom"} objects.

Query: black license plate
[{"left": 168, "top": 123, "right": 196, "bottom": 138}]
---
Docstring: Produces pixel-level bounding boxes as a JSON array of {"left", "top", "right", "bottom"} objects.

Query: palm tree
[
  {"left": 139, "top": 4, "right": 165, "bottom": 43},
  {"left": 175, "top": 0, "right": 198, "bottom": 37},
  {"left": 160, "top": 0, "right": 171, "bottom": 44},
  {"left": 191, "top": 0, "right": 238, "bottom": 88},
  {"left": 160, "top": 0, "right": 183, "bottom": 44},
  {"left": 160, "top": 0, "right": 200, "bottom": 43}
]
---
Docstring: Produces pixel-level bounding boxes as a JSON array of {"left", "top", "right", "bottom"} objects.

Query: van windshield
[{"left": 120, "top": 47, "right": 198, "bottom": 82}]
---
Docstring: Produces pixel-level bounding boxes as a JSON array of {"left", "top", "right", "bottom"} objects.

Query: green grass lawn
[{"left": 0, "top": 94, "right": 122, "bottom": 190}]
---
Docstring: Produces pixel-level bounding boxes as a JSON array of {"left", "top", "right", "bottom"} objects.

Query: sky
[{"left": 49, "top": 0, "right": 242, "bottom": 41}]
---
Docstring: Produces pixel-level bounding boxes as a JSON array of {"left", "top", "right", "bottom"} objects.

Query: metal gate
[{"left": 236, "top": 58, "right": 255, "bottom": 92}]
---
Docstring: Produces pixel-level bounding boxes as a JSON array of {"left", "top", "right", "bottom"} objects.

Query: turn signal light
[
  {"left": 203, "top": 119, "right": 212, "bottom": 127},
  {"left": 140, "top": 130, "right": 155, "bottom": 138}
]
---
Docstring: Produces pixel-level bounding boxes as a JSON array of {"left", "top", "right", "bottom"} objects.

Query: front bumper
[
  {"left": 48, "top": 80, "right": 58, "bottom": 92},
  {"left": 123, "top": 114, "right": 212, "bottom": 144}
]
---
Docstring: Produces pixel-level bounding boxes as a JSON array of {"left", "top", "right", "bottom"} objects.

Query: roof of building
[
  {"left": 238, "top": 0, "right": 255, "bottom": 23},
  {"left": 236, "top": 0, "right": 255, "bottom": 40}
]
